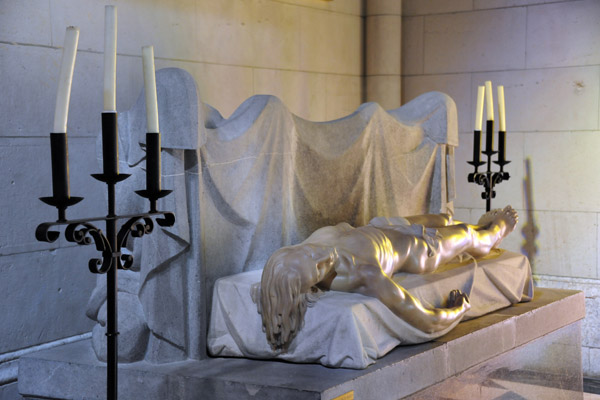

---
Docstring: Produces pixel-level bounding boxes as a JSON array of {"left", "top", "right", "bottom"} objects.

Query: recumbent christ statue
[{"left": 255, "top": 206, "right": 518, "bottom": 351}]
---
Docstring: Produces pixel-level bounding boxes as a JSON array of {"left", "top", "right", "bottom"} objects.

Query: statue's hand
[{"left": 447, "top": 289, "right": 470, "bottom": 312}]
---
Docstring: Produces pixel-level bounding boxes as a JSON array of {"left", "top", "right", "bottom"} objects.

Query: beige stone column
[{"left": 365, "top": 0, "right": 402, "bottom": 109}]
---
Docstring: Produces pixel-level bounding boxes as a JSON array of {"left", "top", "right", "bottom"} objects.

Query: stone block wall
[
  {"left": 402, "top": 0, "right": 600, "bottom": 377},
  {"left": 0, "top": 1, "right": 363, "bottom": 396},
  {"left": 365, "top": 0, "right": 402, "bottom": 109}
]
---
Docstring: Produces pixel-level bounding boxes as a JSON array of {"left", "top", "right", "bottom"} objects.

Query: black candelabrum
[
  {"left": 35, "top": 112, "right": 174, "bottom": 400},
  {"left": 467, "top": 120, "right": 510, "bottom": 212}
]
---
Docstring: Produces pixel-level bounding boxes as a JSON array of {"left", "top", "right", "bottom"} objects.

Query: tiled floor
[
  {"left": 412, "top": 379, "right": 600, "bottom": 399},
  {"left": 586, "top": 378, "right": 600, "bottom": 399},
  {"left": 415, "top": 379, "right": 586, "bottom": 399},
  {"left": 408, "top": 363, "right": 591, "bottom": 399}
]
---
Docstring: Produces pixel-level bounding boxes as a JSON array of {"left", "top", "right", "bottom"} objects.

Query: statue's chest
[{"left": 334, "top": 232, "right": 398, "bottom": 279}]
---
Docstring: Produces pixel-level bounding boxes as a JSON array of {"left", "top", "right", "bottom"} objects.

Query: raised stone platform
[{"left": 19, "top": 288, "right": 584, "bottom": 399}]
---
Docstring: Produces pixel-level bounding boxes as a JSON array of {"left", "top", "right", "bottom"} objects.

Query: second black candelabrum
[{"left": 468, "top": 119, "right": 510, "bottom": 212}]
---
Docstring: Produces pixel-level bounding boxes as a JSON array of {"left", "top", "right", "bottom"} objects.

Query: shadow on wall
[{"left": 521, "top": 158, "right": 539, "bottom": 275}]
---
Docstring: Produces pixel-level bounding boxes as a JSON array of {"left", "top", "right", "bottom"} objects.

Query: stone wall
[
  {"left": 402, "top": 0, "right": 600, "bottom": 377},
  {"left": 0, "top": 1, "right": 363, "bottom": 396},
  {"left": 365, "top": 0, "right": 402, "bottom": 108},
  {"left": 6, "top": 0, "right": 597, "bottom": 394}
]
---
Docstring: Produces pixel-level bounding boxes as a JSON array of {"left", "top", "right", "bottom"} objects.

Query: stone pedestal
[{"left": 19, "top": 288, "right": 584, "bottom": 399}]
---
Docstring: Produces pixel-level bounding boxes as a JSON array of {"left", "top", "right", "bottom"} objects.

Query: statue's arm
[{"left": 351, "top": 264, "right": 470, "bottom": 334}]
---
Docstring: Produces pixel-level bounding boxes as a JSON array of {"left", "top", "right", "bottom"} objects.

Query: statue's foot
[
  {"left": 487, "top": 205, "right": 518, "bottom": 248},
  {"left": 447, "top": 289, "right": 470, "bottom": 310},
  {"left": 477, "top": 208, "right": 502, "bottom": 227}
]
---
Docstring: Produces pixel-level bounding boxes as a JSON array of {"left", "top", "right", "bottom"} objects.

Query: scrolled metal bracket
[
  {"left": 468, "top": 171, "right": 510, "bottom": 202},
  {"left": 65, "top": 221, "right": 112, "bottom": 273},
  {"left": 114, "top": 212, "right": 174, "bottom": 270},
  {"left": 35, "top": 211, "right": 175, "bottom": 274}
]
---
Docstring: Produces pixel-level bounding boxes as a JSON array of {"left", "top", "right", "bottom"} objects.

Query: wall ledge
[{"left": 0, "top": 332, "right": 90, "bottom": 385}]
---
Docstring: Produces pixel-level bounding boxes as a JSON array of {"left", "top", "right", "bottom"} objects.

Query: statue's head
[{"left": 253, "top": 243, "right": 334, "bottom": 352}]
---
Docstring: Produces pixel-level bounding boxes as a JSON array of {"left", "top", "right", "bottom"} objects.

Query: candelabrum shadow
[{"left": 521, "top": 158, "right": 540, "bottom": 276}]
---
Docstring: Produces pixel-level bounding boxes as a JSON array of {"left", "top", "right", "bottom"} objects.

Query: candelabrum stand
[
  {"left": 35, "top": 112, "right": 174, "bottom": 400},
  {"left": 468, "top": 120, "right": 510, "bottom": 212}
]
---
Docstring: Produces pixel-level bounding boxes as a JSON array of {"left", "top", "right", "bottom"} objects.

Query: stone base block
[{"left": 19, "top": 288, "right": 584, "bottom": 400}]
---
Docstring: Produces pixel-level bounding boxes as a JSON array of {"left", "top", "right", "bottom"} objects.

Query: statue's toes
[{"left": 504, "top": 206, "right": 518, "bottom": 220}]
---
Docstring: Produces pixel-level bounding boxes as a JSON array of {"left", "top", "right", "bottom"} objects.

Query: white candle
[
  {"left": 498, "top": 85, "right": 506, "bottom": 131},
  {"left": 53, "top": 26, "right": 80, "bottom": 133},
  {"left": 485, "top": 80, "right": 494, "bottom": 121},
  {"left": 142, "top": 45, "right": 159, "bottom": 133},
  {"left": 475, "top": 85, "right": 485, "bottom": 131},
  {"left": 103, "top": 5, "right": 117, "bottom": 112}
]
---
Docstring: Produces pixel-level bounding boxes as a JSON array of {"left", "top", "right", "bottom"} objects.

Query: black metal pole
[
  {"left": 102, "top": 112, "right": 119, "bottom": 400},
  {"left": 106, "top": 187, "right": 118, "bottom": 400},
  {"left": 484, "top": 120, "right": 494, "bottom": 155},
  {"left": 485, "top": 154, "right": 493, "bottom": 213},
  {"left": 483, "top": 120, "right": 495, "bottom": 212}
]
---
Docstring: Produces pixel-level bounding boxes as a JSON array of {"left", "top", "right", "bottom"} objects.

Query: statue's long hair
[{"left": 251, "top": 245, "right": 324, "bottom": 352}]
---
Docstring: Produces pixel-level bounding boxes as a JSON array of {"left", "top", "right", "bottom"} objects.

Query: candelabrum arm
[{"left": 35, "top": 211, "right": 175, "bottom": 274}]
